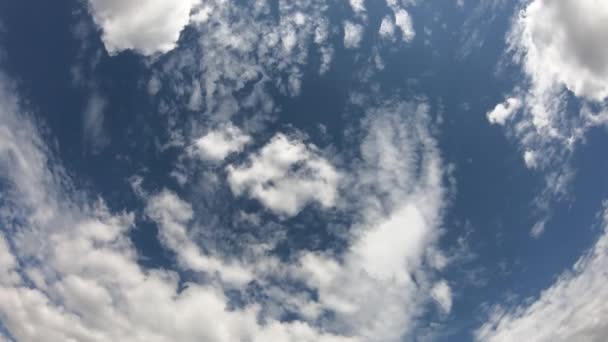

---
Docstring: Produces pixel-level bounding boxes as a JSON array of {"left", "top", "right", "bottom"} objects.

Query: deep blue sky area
[{"left": 1, "top": 1, "right": 608, "bottom": 341}]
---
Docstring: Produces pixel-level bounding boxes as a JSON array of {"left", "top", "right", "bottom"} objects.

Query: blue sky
[{"left": 1, "top": 0, "right": 608, "bottom": 341}]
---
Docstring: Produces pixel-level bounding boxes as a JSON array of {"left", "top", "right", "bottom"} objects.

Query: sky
[{"left": 0, "top": 0, "right": 608, "bottom": 341}]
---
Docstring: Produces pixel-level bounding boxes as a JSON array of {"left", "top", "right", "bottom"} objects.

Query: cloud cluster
[
  {"left": 0, "top": 72, "right": 352, "bottom": 342},
  {"left": 189, "top": 124, "right": 251, "bottom": 162},
  {"left": 492, "top": 0, "right": 608, "bottom": 168},
  {"left": 476, "top": 207, "right": 608, "bottom": 342},
  {"left": 486, "top": 97, "right": 521, "bottom": 125},
  {"left": 0, "top": 62, "right": 450, "bottom": 342},
  {"left": 486, "top": 0, "right": 608, "bottom": 235},
  {"left": 227, "top": 133, "right": 340, "bottom": 217},
  {"left": 87, "top": 0, "right": 200, "bottom": 55},
  {"left": 294, "top": 100, "right": 449, "bottom": 341}
]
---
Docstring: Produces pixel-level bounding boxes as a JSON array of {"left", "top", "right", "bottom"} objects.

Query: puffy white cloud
[
  {"left": 87, "top": 0, "right": 200, "bottom": 55},
  {"left": 523, "top": 149, "right": 538, "bottom": 169},
  {"left": 189, "top": 124, "right": 251, "bottom": 162},
  {"left": 487, "top": 97, "right": 521, "bottom": 125},
  {"left": 379, "top": 16, "right": 396, "bottom": 40},
  {"left": 349, "top": 0, "right": 366, "bottom": 14},
  {"left": 0, "top": 70, "right": 448, "bottom": 342},
  {"left": 343, "top": 21, "right": 364, "bottom": 49},
  {"left": 0, "top": 73, "right": 353, "bottom": 342},
  {"left": 394, "top": 9, "right": 415, "bottom": 43},
  {"left": 489, "top": 0, "right": 608, "bottom": 231},
  {"left": 227, "top": 133, "right": 340, "bottom": 217},
  {"left": 475, "top": 207, "right": 608, "bottom": 342},
  {"left": 512, "top": 0, "right": 608, "bottom": 103}
]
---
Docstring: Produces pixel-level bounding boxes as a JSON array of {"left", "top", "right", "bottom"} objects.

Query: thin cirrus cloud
[{"left": 475, "top": 207, "right": 608, "bottom": 342}]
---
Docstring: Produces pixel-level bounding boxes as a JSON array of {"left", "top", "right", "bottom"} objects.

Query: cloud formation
[
  {"left": 486, "top": 97, "right": 521, "bottom": 125},
  {"left": 227, "top": 133, "right": 340, "bottom": 217},
  {"left": 0, "top": 65, "right": 449, "bottom": 341},
  {"left": 486, "top": 0, "right": 608, "bottom": 235},
  {"left": 476, "top": 207, "right": 608, "bottom": 342},
  {"left": 189, "top": 124, "right": 251, "bottom": 162},
  {"left": 87, "top": 0, "right": 200, "bottom": 55}
]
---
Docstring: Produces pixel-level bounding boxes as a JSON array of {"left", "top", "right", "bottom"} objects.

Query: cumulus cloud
[
  {"left": 487, "top": 97, "right": 521, "bottom": 125},
  {"left": 343, "top": 21, "right": 364, "bottom": 49},
  {"left": 431, "top": 280, "right": 453, "bottom": 314},
  {"left": 513, "top": 0, "right": 608, "bottom": 103},
  {"left": 394, "top": 9, "right": 415, "bottom": 42},
  {"left": 87, "top": 0, "right": 200, "bottom": 55},
  {"left": 498, "top": 0, "right": 608, "bottom": 163},
  {"left": 0, "top": 67, "right": 452, "bottom": 341},
  {"left": 487, "top": 0, "right": 608, "bottom": 234},
  {"left": 227, "top": 133, "right": 340, "bottom": 217},
  {"left": 475, "top": 207, "right": 608, "bottom": 342},
  {"left": 145, "top": 190, "right": 253, "bottom": 285},
  {"left": 189, "top": 124, "right": 251, "bottom": 162},
  {"left": 349, "top": 0, "right": 366, "bottom": 15},
  {"left": 379, "top": 16, "right": 396, "bottom": 40},
  {"left": 295, "top": 100, "right": 448, "bottom": 341},
  {"left": 0, "top": 72, "right": 352, "bottom": 342}
]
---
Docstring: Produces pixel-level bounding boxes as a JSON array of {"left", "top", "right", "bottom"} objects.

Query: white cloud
[
  {"left": 475, "top": 207, "right": 608, "bottom": 342},
  {"left": 512, "top": 0, "right": 608, "bottom": 103},
  {"left": 349, "top": 0, "right": 366, "bottom": 14},
  {"left": 487, "top": 97, "right": 521, "bottom": 125},
  {"left": 227, "top": 133, "right": 340, "bottom": 217},
  {"left": 498, "top": 0, "right": 608, "bottom": 162},
  {"left": 296, "top": 100, "right": 447, "bottom": 341},
  {"left": 379, "top": 16, "right": 396, "bottom": 40},
  {"left": 145, "top": 189, "right": 253, "bottom": 285},
  {"left": 431, "top": 280, "right": 453, "bottom": 314},
  {"left": 523, "top": 149, "right": 538, "bottom": 169},
  {"left": 343, "top": 21, "right": 364, "bottom": 49},
  {"left": 0, "top": 73, "right": 353, "bottom": 342},
  {"left": 189, "top": 124, "right": 251, "bottom": 162},
  {"left": 0, "top": 68, "right": 448, "bottom": 342},
  {"left": 394, "top": 9, "right": 415, "bottom": 43},
  {"left": 87, "top": 0, "right": 200, "bottom": 55},
  {"left": 489, "top": 0, "right": 608, "bottom": 230}
]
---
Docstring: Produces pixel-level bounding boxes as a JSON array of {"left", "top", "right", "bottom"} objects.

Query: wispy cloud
[{"left": 476, "top": 205, "right": 608, "bottom": 342}]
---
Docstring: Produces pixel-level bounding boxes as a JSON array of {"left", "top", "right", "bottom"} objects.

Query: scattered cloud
[
  {"left": 295, "top": 99, "right": 448, "bottom": 341},
  {"left": 87, "top": 0, "right": 200, "bottom": 55},
  {"left": 487, "top": 97, "right": 521, "bottom": 125},
  {"left": 0, "top": 67, "right": 452, "bottom": 342},
  {"left": 227, "top": 133, "right": 340, "bottom": 217},
  {"left": 431, "top": 280, "right": 453, "bottom": 314},
  {"left": 343, "top": 21, "right": 364, "bottom": 49},
  {"left": 0, "top": 71, "right": 354, "bottom": 342},
  {"left": 394, "top": 9, "right": 415, "bottom": 43},
  {"left": 189, "top": 124, "right": 251, "bottom": 162},
  {"left": 349, "top": 0, "right": 366, "bottom": 16},
  {"left": 476, "top": 206, "right": 608, "bottom": 342},
  {"left": 379, "top": 16, "right": 397, "bottom": 41},
  {"left": 487, "top": 0, "right": 608, "bottom": 235}
]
